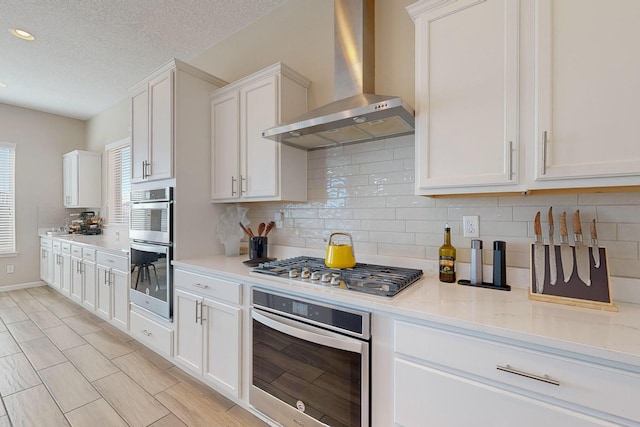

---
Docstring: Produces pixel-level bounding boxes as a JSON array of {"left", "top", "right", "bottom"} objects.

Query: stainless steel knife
[
  {"left": 573, "top": 210, "right": 591, "bottom": 286},
  {"left": 547, "top": 207, "right": 557, "bottom": 285},
  {"left": 559, "top": 211, "right": 573, "bottom": 283},
  {"left": 533, "top": 211, "right": 545, "bottom": 293},
  {"left": 591, "top": 219, "right": 600, "bottom": 268}
]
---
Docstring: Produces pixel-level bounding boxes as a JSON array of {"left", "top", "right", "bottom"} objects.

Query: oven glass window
[
  {"left": 253, "top": 320, "right": 362, "bottom": 427},
  {"left": 130, "top": 248, "right": 168, "bottom": 303},
  {"left": 131, "top": 208, "right": 168, "bottom": 233}
]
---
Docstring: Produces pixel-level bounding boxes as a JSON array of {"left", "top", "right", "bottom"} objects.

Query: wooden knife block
[{"left": 528, "top": 244, "right": 617, "bottom": 311}]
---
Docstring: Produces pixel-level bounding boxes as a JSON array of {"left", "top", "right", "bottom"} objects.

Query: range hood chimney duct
[{"left": 262, "top": 0, "right": 414, "bottom": 150}]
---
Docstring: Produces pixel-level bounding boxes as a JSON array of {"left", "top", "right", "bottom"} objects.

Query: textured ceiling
[{"left": 0, "top": 0, "right": 288, "bottom": 120}]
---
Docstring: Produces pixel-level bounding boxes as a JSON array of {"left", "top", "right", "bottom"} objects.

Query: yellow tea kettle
[{"left": 325, "top": 232, "right": 356, "bottom": 268}]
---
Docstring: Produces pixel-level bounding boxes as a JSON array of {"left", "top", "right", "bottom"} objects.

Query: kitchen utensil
[
  {"left": 547, "top": 207, "right": 557, "bottom": 285},
  {"left": 264, "top": 221, "right": 275, "bottom": 236},
  {"left": 559, "top": 211, "right": 573, "bottom": 283},
  {"left": 257, "top": 222, "right": 266, "bottom": 237},
  {"left": 325, "top": 232, "right": 356, "bottom": 269},
  {"left": 590, "top": 218, "right": 601, "bottom": 269},
  {"left": 533, "top": 212, "right": 545, "bottom": 293},
  {"left": 573, "top": 210, "right": 591, "bottom": 286},
  {"left": 239, "top": 222, "right": 254, "bottom": 238},
  {"left": 470, "top": 239, "right": 483, "bottom": 285}
]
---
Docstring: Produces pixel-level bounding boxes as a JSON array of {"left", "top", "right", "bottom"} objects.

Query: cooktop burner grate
[{"left": 251, "top": 256, "right": 423, "bottom": 297}]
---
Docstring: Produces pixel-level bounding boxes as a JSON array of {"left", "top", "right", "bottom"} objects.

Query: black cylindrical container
[
  {"left": 249, "top": 237, "right": 268, "bottom": 260},
  {"left": 493, "top": 240, "right": 507, "bottom": 287}
]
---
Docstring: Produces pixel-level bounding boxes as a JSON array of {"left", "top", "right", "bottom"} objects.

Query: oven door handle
[{"left": 252, "top": 309, "right": 364, "bottom": 354}]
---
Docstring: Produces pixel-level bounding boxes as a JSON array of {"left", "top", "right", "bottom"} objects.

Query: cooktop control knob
[
  {"left": 330, "top": 276, "right": 342, "bottom": 286},
  {"left": 310, "top": 271, "right": 321, "bottom": 281},
  {"left": 321, "top": 272, "right": 332, "bottom": 283},
  {"left": 288, "top": 269, "right": 298, "bottom": 278},
  {"left": 300, "top": 268, "right": 311, "bottom": 279}
]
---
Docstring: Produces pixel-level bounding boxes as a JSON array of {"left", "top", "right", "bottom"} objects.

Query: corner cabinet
[
  {"left": 63, "top": 150, "right": 101, "bottom": 208},
  {"left": 532, "top": 0, "right": 640, "bottom": 190},
  {"left": 210, "top": 63, "right": 309, "bottom": 202},
  {"left": 408, "top": 0, "right": 521, "bottom": 196},
  {"left": 130, "top": 59, "right": 227, "bottom": 183},
  {"left": 174, "top": 268, "right": 242, "bottom": 398},
  {"left": 392, "top": 320, "right": 640, "bottom": 426}
]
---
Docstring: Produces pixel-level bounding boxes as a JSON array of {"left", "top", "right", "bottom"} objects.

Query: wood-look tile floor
[{"left": 0, "top": 286, "right": 269, "bottom": 427}]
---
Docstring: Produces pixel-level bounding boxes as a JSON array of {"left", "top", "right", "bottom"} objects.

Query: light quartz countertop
[
  {"left": 173, "top": 251, "right": 640, "bottom": 370},
  {"left": 39, "top": 232, "right": 129, "bottom": 255}
]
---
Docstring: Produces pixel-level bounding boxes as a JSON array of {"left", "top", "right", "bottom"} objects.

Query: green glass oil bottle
[{"left": 439, "top": 224, "right": 456, "bottom": 283}]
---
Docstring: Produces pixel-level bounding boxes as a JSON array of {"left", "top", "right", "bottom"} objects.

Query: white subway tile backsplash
[{"left": 240, "top": 137, "right": 640, "bottom": 280}]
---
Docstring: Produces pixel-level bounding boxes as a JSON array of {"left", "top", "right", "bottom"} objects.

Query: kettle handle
[{"left": 327, "top": 232, "right": 355, "bottom": 255}]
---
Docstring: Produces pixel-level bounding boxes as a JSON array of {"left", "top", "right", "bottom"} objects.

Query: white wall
[{"left": 0, "top": 102, "right": 85, "bottom": 288}]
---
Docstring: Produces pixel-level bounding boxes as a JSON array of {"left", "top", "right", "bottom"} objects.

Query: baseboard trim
[{"left": 0, "top": 281, "right": 47, "bottom": 292}]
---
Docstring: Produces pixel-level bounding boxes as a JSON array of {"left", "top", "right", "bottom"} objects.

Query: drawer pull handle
[
  {"left": 140, "top": 329, "right": 152, "bottom": 336},
  {"left": 496, "top": 364, "right": 560, "bottom": 386},
  {"left": 193, "top": 283, "right": 209, "bottom": 289}
]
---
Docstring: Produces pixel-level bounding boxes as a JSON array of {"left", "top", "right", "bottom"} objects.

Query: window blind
[
  {"left": 0, "top": 142, "right": 16, "bottom": 254},
  {"left": 107, "top": 143, "right": 131, "bottom": 225}
]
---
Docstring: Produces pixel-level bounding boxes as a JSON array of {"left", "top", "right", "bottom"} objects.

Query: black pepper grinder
[{"left": 493, "top": 241, "right": 507, "bottom": 287}]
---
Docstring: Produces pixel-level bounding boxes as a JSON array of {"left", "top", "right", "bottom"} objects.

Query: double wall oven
[{"left": 129, "top": 187, "right": 173, "bottom": 319}]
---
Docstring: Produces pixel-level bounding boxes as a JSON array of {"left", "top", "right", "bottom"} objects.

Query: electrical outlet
[
  {"left": 463, "top": 216, "right": 479, "bottom": 238},
  {"left": 6, "top": 265, "right": 14, "bottom": 274}
]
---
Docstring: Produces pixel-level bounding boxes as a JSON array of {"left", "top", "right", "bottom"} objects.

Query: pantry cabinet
[
  {"left": 408, "top": 0, "right": 640, "bottom": 196},
  {"left": 130, "top": 59, "right": 226, "bottom": 183},
  {"left": 174, "top": 268, "right": 242, "bottom": 398},
  {"left": 392, "top": 320, "right": 639, "bottom": 426},
  {"left": 408, "top": 0, "right": 521, "bottom": 196},
  {"left": 63, "top": 150, "right": 101, "bottom": 208},
  {"left": 532, "top": 0, "right": 640, "bottom": 189},
  {"left": 210, "top": 63, "right": 309, "bottom": 202}
]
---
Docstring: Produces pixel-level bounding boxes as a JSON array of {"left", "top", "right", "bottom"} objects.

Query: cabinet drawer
[
  {"left": 174, "top": 269, "right": 241, "bottom": 304},
  {"left": 41, "top": 238, "right": 52, "bottom": 249},
  {"left": 61, "top": 242, "right": 71, "bottom": 253},
  {"left": 83, "top": 248, "right": 96, "bottom": 261},
  {"left": 395, "top": 321, "right": 640, "bottom": 421},
  {"left": 97, "top": 251, "right": 129, "bottom": 272},
  {"left": 129, "top": 311, "right": 174, "bottom": 357},
  {"left": 52, "top": 240, "right": 62, "bottom": 251},
  {"left": 71, "top": 245, "right": 83, "bottom": 257}
]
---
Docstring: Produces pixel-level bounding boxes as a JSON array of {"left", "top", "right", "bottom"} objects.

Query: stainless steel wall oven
[
  {"left": 129, "top": 187, "right": 173, "bottom": 319},
  {"left": 251, "top": 288, "right": 370, "bottom": 427}
]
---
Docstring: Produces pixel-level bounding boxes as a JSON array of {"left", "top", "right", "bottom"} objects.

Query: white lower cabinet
[
  {"left": 393, "top": 321, "right": 640, "bottom": 426},
  {"left": 51, "top": 241, "right": 71, "bottom": 295},
  {"left": 174, "top": 269, "right": 242, "bottom": 398},
  {"left": 40, "top": 238, "right": 53, "bottom": 284},
  {"left": 96, "top": 251, "right": 129, "bottom": 330},
  {"left": 82, "top": 248, "right": 97, "bottom": 311},
  {"left": 70, "top": 245, "right": 83, "bottom": 304},
  {"left": 129, "top": 308, "right": 174, "bottom": 358}
]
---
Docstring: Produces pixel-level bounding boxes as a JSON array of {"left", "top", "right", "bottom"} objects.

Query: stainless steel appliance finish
[
  {"left": 251, "top": 256, "right": 423, "bottom": 297},
  {"left": 130, "top": 186, "right": 174, "bottom": 319},
  {"left": 130, "top": 187, "right": 173, "bottom": 244},
  {"left": 262, "top": 0, "right": 414, "bottom": 150},
  {"left": 250, "top": 288, "right": 370, "bottom": 427}
]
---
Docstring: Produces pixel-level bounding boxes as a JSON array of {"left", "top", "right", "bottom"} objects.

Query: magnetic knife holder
[{"left": 528, "top": 244, "right": 616, "bottom": 311}]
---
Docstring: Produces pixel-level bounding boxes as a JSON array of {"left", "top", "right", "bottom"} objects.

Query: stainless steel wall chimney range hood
[{"left": 262, "top": 0, "right": 415, "bottom": 150}]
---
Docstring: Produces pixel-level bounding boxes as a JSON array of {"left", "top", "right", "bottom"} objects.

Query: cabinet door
[
  {"left": 40, "top": 247, "right": 52, "bottom": 284},
  {"left": 60, "top": 253, "right": 71, "bottom": 296},
  {"left": 96, "top": 265, "right": 112, "bottom": 320},
  {"left": 534, "top": 0, "right": 640, "bottom": 186},
  {"left": 394, "top": 359, "right": 615, "bottom": 427},
  {"left": 131, "top": 86, "right": 149, "bottom": 183},
  {"left": 203, "top": 298, "right": 241, "bottom": 397},
  {"left": 411, "top": 0, "right": 519, "bottom": 195},
  {"left": 82, "top": 260, "right": 97, "bottom": 311},
  {"left": 241, "top": 75, "right": 280, "bottom": 199},
  {"left": 111, "top": 268, "right": 129, "bottom": 330},
  {"left": 70, "top": 258, "right": 83, "bottom": 303},
  {"left": 174, "top": 289, "right": 204, "bottom": 375},
  {"left": 51, "top": 252, "right": 62, "bottom": 290},
  {"left": 63, "top": 153, "right": 78, "bottom": 207},
  {"left": 211, "top": 91, "right": 241, "bottom": 200},
  {"left": 148, "top": 70, "right": 174, "bottom": 181}
]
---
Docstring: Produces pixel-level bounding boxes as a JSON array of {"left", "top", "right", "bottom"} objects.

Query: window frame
[
  {"left": 0, "top": 141, "right": 16, "bottom": 256},
  {"left": 105, "top": 138, "right": 131, "bottom": 226}
]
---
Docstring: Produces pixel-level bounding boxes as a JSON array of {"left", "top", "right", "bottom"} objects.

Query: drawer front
[
  {"left": 52, "top": 240, "right": 62, "bottom": 251},
  {"left": 395, "top": 321, "right": 640, "bottom": 421},
  {"left": 41, "top": 238, "right": 52, "bottom": 249},
  {"left": 174, "top": 269, "right": 241, "bottom": 304},
  {"left": 129, "top": 311, "right": 173, "bottom": 357},
  {"left": 83, "top": 248, "right": 97, "bottom": 261},
  {"left": 61, "top": 242, "right": 72, "bottom": 253},
  {"left": 97, "top": 251, "right": 129, "bottom": 272},
  {"left": 71, "top": 245, "right": 83, "bottom": 257}
]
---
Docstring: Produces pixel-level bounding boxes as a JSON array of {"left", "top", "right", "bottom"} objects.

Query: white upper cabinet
[
  {"left": 130, "top": 59, "right": 226, "bottom": 184},
  {"left": 532, "top": 0, "right": 640, "bottom": 189},
  {"left": 210, "top": 63, "right": 310, "bottom": 202},
  {"left": 63, "top": 150, "right": 101, "bottom": 208},
  {"left": 408, "top": 0, "right": 521, "bottom": 196}
]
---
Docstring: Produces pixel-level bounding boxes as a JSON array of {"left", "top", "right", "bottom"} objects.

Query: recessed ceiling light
[
  {"left": 0, "top": 82, "right": 6, "bottom": 88},
  {"left": 10, "top": 28, "right": 35, "bottom": 41}
]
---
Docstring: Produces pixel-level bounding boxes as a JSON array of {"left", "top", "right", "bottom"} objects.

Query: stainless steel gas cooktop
[{"left": 251, "top": 256, "right": 423, "bottom": 297}]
